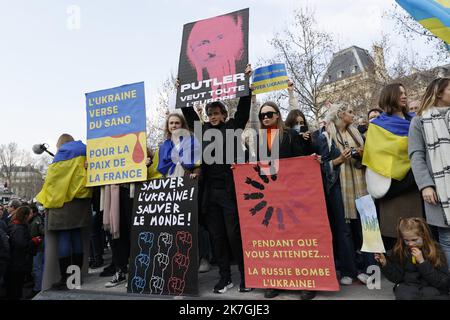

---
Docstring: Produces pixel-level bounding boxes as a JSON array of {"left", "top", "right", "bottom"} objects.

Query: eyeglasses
[{"left": 259, "top": 111, "right": 278, "bottom": 120}]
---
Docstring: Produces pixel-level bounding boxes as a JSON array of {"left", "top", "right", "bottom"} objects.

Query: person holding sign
[
  {"left": 251, "top": 101, "right": 319, "bottom": 300},
  {"left": 180, "top": 64, "right": 253, "bottom": 294},
  {"left": 146, "top": 113, "right": 211, "bottom": 274},
  {"left": 36, "top": 134, "right": 92, "bottom": 290},
  {"left": 146, "top": 113, "right": 201, "bottom": 180},
  {"left": 374, "top": 218, "right": 450, "bottom": 300},
  {"left": 408, "top": 78, "right": 450, "bottom": 268}
]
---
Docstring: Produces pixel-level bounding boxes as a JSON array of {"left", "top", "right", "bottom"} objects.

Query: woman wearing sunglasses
[
  {"left": 256, "top": 102, "right": 305, "bottom": 160},
  {"left": 255, "top": 101, "right": 317, "bottom": 300}
]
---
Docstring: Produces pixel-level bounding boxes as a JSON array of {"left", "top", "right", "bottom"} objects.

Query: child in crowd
[{"left": 375, "top": 217, "right": 450, "bottom": 300}]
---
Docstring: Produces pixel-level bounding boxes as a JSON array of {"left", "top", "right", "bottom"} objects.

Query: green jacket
[{"left": 29, "top": 214, "right": 45, "bottom": 252}]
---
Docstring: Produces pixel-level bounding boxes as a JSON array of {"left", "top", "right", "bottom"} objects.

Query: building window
[
  {"left": 352, "top": 66, "right": 358, "bottom": 74},
  {"left": 337, "top": 70, "right": 344, "bottom": 78}
]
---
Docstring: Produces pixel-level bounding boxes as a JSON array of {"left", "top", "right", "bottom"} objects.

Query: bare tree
[
  {"left": 146, "top": 76, "right": 173, "bottom": 151},
  {"left": 0, "top": 143, "right": 47, "bottom": 200},
  {"left": 268, "top": 7, "right": 336, "bottom": 122},
  {"left": 0, "top": 143, "right": 31, "bottom": 190}
]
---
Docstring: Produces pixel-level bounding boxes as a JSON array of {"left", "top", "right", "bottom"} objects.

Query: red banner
[{"left": 233, "top": 156, "right": 339, "bottom": 291}]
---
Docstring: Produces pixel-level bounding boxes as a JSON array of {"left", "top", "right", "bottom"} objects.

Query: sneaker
[
  {"left": 357, "top": 273, "right": 369, "bottom": 284},
  {"left": 264, "top": 289, "right": 280, "bottom": 299},
  {"left": 198, "top": 258, "right": 211, "bottom": 273},
  {"left": 105, "top": 271, "right": 127, "bottom": 288},
  {"left": 213, "top": 278, "right": 234, "bottom": 294},
  {"left": 340, "top": 276, "right": 353, "bottom": 286},
  {"left": 238, "top": 280, "right": 254, "bottom": 293}
]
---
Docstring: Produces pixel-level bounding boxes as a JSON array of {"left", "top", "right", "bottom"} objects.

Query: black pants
[
  {"left": 206, "top": 188, "right": 245, "bottom": 281},
  {"left": 90, "top": 210, "right": 104, "bottom": 262},
  {"left": 198, "top": 224, "right": 212, "bottom": 261},
  {"left": 395, "top": 283, "right": 450, "bottom": 300},
  {"left": 5, "top": 267, "right": 25, "bottom": 300},
  {"left": 111, "top": 187, "right": 132, "bottom": 272},
  {"left": 325, "top": 184, "right": 358, "bottom": 278}
]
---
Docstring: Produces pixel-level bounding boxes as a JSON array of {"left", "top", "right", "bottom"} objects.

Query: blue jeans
[
  {"left": 325, "top": 183, "right": 358, "bottom": 278},
  {"left": 33, "top": 251, "right": 44, "bottom": 291},
  {"left": 438, "top": 227, "right": 450, "bottom": 271},
  {"left": 57, "top": 229, "right": 83, "bottom": 258}
]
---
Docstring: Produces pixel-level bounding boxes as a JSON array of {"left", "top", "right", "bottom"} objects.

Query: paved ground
[{"left": 35, "top": 251, "right": 395, "bottom": 300}]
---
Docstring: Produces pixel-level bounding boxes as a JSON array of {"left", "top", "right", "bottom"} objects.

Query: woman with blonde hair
[
  {"left": 36, "top": 134, "right": 92, "bottom": 290},
  {"left": 375, "top": 218, "right": 449, "bottom": 299},
  {"left": 319, "top": 102, "right": 373, "bottom": 286},
  {"left": 146, "top": 112, "right": 200, "bottom": 178},
  {"left": 409, "top": 77, "right": 450, "bottom": 268}
]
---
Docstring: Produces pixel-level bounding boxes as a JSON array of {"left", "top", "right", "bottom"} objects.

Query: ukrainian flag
[
  {"left": 146, "top": 147, "right": 163, "bottom": 180},
  {"left": 362, "top": 113, "right": 412, "bottom": 181},
  {"left": 36, "top": 140, "right": 92, "bottom": 208},
  {"left": 396, "top": 0, "right": 450, "bottom": 44}
]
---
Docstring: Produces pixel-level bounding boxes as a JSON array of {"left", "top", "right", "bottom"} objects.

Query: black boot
[
  {"left": 52, "top": 256, "right": 71, "bottom": 290},
  {"left": 72, "top": 253, "right": 84, "bottom": 270},
  {"left": 72, "top": 253, "right": 84, "bottom": 285}
]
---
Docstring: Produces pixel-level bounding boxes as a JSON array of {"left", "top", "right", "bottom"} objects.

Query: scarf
[
  {"left": 157, "top": 135, "right": 200, "bottom": 177},
  {"left": 328, "top": 122, "right": 367, "bottom": 221},
  {"left": 422, "top": 107, "right": 450, "bottom": 225},
  {"left": 267, "top": 127, "right": 278, "bottom": 152}
]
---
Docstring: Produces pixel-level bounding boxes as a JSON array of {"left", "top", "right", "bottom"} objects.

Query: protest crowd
[{"left": 1, "top": 8, "right": 450, "bottom": 302}]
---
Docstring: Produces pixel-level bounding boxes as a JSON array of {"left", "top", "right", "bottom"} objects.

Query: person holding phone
[{"left": 285, "top": 109, "right": 314, "bottom": 155}]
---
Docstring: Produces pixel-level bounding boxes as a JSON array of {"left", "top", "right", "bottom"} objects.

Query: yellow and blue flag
[
  {"left": 362, "top": 113, "right": 413, "bottom": 181},
  {"left": 36, "top": 140, "right": 92, "bottom": 208},
  {"left": 396, "top": 0, "right": 450, "bottom": 45}
]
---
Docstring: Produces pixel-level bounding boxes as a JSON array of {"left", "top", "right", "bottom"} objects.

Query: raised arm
[
  {"left": 233, "top": 64, "right": 253, "bottom": 130},
  {"left": 287, "top": 80, "right": 299, "bottom": 112},
  {"left": 181, "top": 107, "right": 200, "bottom": 132}
]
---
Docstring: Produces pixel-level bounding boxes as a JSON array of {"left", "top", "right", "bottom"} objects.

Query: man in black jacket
[
  {"left": 181, "top": 66, "right": 252, "bottom": 293},
  {"left": 0, "top": 220, "right": 9, "bottom": 296}
]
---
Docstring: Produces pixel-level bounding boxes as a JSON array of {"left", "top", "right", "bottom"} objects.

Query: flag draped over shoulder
[
  {"left": 36, "top": 140, "right": 92, "bottom": 208},
  {"left": 362, "top": 113, "right": 412, "bottom": 181},
  {"left": 157, "top": 135, "right": 201, "bottom": 176},
  {"left": 396, "top": 0, "right": 450, "bottom": 45}
]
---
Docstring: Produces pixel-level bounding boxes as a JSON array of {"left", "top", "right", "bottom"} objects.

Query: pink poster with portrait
[{"left": 176, "top": 8, "right": 249, "bottom": 108}]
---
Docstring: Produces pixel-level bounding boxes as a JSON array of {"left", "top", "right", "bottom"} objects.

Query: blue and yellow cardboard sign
[
  {"left": 252, "top": 63, "right": 289, "bottom": 95},
  {"left": 86, "top": 82, "right": 147, "bottom": 186}
]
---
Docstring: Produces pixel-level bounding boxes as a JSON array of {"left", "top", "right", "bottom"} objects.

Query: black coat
[
  {"left": 381, "top": 254, "right": 450, "bottom": 297},
  {"left": 182, "top": 94, "right": 251, "bottom": 194},
  {"left": 0, "top": 221, "right": 9, "bottom": 264},
  {"left": 7, "top": 223, "right": 35, "bottom": 271},
  {"left": 248, "top": 128, "right": 310, "bottom": 161}
]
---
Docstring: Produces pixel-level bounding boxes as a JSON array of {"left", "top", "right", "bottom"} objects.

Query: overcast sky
[{"left": 0, "top": 0, "right": 439, "bottom": 155}]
